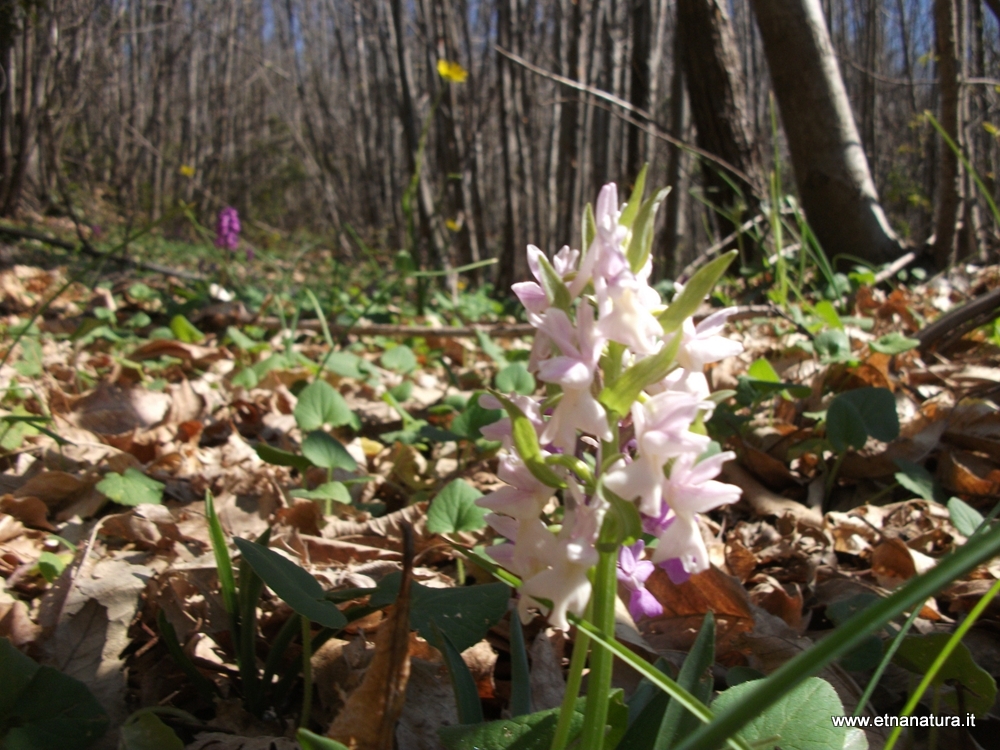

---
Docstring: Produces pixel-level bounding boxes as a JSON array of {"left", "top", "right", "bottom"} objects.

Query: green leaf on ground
[
  {"left": 301, "top": 431, "right": 358, "bottom": 472},
  {"left": 495, "top": 363, "right": 535, "bottom": 395},
  {"left": 815, "top": 328, "right": 854, "bottom": 363},
  {"left": 119, "top": 712, "right": 184, "bottom": 750},
  {"left": 169, "top": 314, "right": 204, "bottom": 343},
  {"left": 255, "top": 443, "right": 313, "bottom": 472},
  {"left": 826, "top": 387, "right": 899, "bottom": 452},
  {"left": 371, "top": 575, "right": 508, "bottom": 652},
  {"left": 297, "top": 729, "right": 351, "bottom": 750},
  {"left": 0, "top": 638, "right": 109, "bottom": 750},
  {"left": 893, "top": 634, "right": 997, "bottom": 715},
  {"left": 870, "top": 332, "right": 920, "bottom": 354},
  {"left": 894, "top": 458, "right": 939, "bottom": 502},
  {"left": 289, "top": 481, "right": 351, "bottom": 504},
  {"left": 948, "top": 497, "right": 985, "bottom": 536},
  {"left": 381, "top": 345, "right": 418, "bottom": 373},
  {"left": 428, "top": 479, "right": 486, "bottom": 533},
  {"left": 439, "top": 692, "right": 627, "bottom": 750},
  {"left": 295, "top": 380, "right": 360, "bottom": 431},
  {"left": 710, "top": 677, "right": 859, "bottom": 750},
  {"left": 96, "top": 468, "right": 164, "bottom": 506}
]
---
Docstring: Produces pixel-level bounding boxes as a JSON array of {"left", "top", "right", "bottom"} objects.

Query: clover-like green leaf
[
  {"left": 301, "top": 431, "right": 358, "bottom": 472},
  {"left": 295, "top": 380, "right": 360, "bottom": 431},
  {"left": 826, "top": 387, "right": 899, "bottom": 452},
  {"left": 428, "top": 479, "right": 486, "bottom": 534},
  {"left": 96, "top": 468, "right": 164, "bottom": 506}
]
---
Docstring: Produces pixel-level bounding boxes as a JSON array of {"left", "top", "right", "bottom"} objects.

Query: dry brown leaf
[
  {"left": 870, "top": 537, "right": 936, "bottom": 589},
  {"left": 396, "top": 657, "right": 458, "bottom": 750},
  {"left": 38, "top": 549, "right": 164, "bottom": 734},
  {"left": 0, "top": 597, "right": 40, "bottom": 647},
  {"left": 748, "top": 576, "right": 804, "bottom": 632},
  {"left": 0, "top": 513, "right": 25, "bottom": 542},
  {"left": 326, "top": 545, "right": 413, "bottom": 749},
  {"left": 100, "top": 504, "right": 188, "bottom": 550},
  {"left": 945, "top": 400, "right": 1000, "bottom": 462},
  {"left": 939, "top": 448, "right": 1000, "bottom": 498},
  {"left": 638, "top": 565, "right": 755, "bottom": 664},
  {"left": 70, "top": 382, "right": 171, "bottom": 434},
  {"left": 0, "top": 494, "right": 54, "bottom": 530},
  {"left": 14, "top": 470, "right": 85, "bottom": 507}
]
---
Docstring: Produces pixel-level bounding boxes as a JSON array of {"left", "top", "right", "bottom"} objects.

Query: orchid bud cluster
[{"left": 477, "top": 182, "right": 744, "bottom": 630}]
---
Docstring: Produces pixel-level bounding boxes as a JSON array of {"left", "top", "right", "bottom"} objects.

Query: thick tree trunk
[
  {"left": 932, "top": 0, "right": 962, "bottom": 267},
  {"left": 751, "top": 0, "right": 903, "bottom": 265},
  {"left": 677, "top": 0, "right": 763, "bottom": 237}
]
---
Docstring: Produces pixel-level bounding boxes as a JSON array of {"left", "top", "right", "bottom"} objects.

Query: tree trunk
[
  {"left": 677, "top": 0, "right": 763, "bottom": 236},
  {"left": 625, "top": 0, "right": 652, "bottom": 185},
  {"left": 932, "top": 0, "right": 962, "bottom": 267},
  {"left": 751, "top": 0, "right": 903, "bottom": 265}
]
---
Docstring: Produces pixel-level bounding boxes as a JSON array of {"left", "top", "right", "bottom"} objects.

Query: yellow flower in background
[
  {"left": 179, "top": 164, "right": 195, "bottom": 177},
  {"left": 437, "top": 59, "right": 468, "bottom": 84},
  {"left": 445, "top": 218, "right": 462, "bottom": 232}
]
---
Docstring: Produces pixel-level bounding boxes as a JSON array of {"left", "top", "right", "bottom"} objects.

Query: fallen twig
[
  {"left": 917, "top": 285, "right": 1000, "bottom": 353},
  {"left": 0, "top": 223, "right": 206, "bottom": 282}
]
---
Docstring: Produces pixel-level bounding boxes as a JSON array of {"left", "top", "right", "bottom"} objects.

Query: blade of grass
[{"left": 883, "top": 577, "right": 1000, "bottom": 750}]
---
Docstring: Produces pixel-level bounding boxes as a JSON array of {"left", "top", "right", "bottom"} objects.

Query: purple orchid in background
[
  {"left": 215, "top": 206, "right": 243, "bottom": 256},
  {"left": 618, "top": 541, "right": 662, "bottom": 620}
]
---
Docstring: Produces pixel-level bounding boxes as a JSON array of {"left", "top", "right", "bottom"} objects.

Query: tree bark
[
  {"left": 932, "top": 0, "right": 962, "bottom": 267},
  {"left": 677, "top": 0, "right": 763, "bottom": 236},
  {"left": 625, "top": 0, "right": 652, "bottom": 185},
  {"left": 751, "top": 0, "right": 903, "bottom": 265}
]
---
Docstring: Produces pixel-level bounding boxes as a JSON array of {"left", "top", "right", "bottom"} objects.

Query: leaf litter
[{"left": 0, "top": 257, "right": 998, "bottom": 749}]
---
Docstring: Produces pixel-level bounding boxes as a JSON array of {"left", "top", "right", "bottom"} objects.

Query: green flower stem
[
  {"left": 883, "top": 577, "right": 1000, "bottom": 750},
  {"left": 551, "top": 606, "right": 593, "bottom": 750},
  {"left": 579, "top": 549, "right": 618, "bottom": 750},
  {"left": 300, "top": 615, "right": 313, "bottom": 729}
]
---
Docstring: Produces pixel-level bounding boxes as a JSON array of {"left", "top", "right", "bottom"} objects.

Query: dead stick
[{"left": 0, "top": 223, "right": 207, "bottom": 282}]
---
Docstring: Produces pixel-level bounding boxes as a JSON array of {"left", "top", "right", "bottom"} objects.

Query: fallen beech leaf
[
  {"left": 14, "top": 470, "right": 84, "bottom": 507},
  {"left": 748, "top": 576, "right": 804, "bottom": 631},
  {"left": 71, "top": 383, "right": 170, "bottom": 434},
  {"left": 0, "top": 597, "right": 41, "bottom": 646},
  {"left": 0, "top": 513, "right": 25, "bottom": 542},
  {"left": 38, "top": 552, "right": 161, "bottom": 731},
  {"left": 724, "top": 539, "right": 759, "bottom": 583},
  {"left": 100, "top": 504, "right": 186, "bottom": 550},
  {"left": 939, "top": 448, "right": 1000, "bottom": 497},
  {"left": 638, "top": 565, "right": 755, "bottom": 664},
  {"left": 0, "top": 494, "right": 53, "bottom": 530},
  {"left": 276, "top": 499, "right": 324, "bottom": 536},
  {"left": 326, "top": 533, "right": 414, "bottom": 749},
  {"left": 871, "top": 537, "right": 936, "bottom": 589}
]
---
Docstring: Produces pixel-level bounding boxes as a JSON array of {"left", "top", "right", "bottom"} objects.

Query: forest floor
[{"left": 1, "top": 223, "right": 1000, "bottom": 750}]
